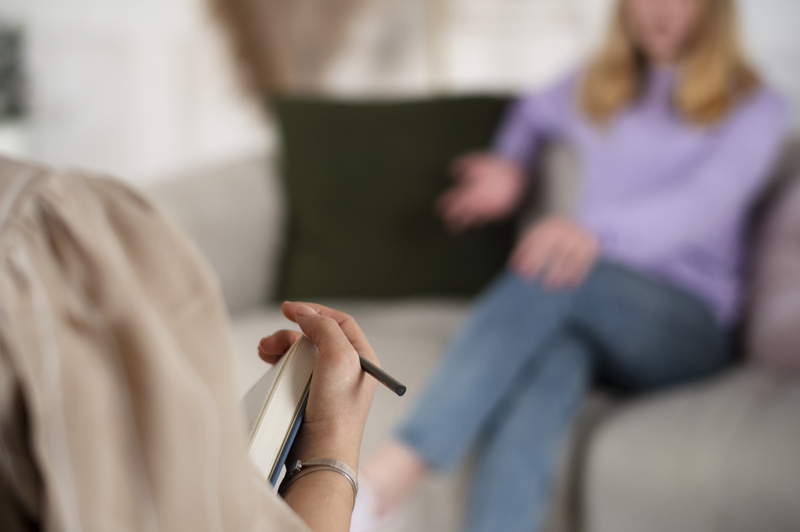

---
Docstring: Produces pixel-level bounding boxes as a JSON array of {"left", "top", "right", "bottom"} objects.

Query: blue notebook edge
[{"left": 269, "top": 391, "right": 309, "bottom": 487}]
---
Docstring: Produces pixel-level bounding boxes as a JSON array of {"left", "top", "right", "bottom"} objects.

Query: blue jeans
[{"left": 396, "top": 261, "right": 728, "bottom": 532}]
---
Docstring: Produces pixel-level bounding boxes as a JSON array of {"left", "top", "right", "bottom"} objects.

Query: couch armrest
[
  {"left": 145, "top": 154, "right": 285, "bottom": 314},
  {"left": 584, "top": 368, "right": 800, "bottom": 532}
]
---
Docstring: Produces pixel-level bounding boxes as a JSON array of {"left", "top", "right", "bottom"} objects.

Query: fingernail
[
  {"left": 295, "top": 305, "right": 317, "bottom": 317},
  {"left": 258, "top": 337, "right": 270, "bottom": 350}
]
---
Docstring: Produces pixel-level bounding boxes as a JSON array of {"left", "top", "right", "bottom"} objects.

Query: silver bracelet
[{"left": 278, "top": 458, "right": 359, "bottom": 505}]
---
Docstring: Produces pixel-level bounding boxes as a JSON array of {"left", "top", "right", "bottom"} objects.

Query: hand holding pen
[
  {"left": 259, "top": 301, "right": 402, "bottom": 528},
  {"left": 259, "top": 302, "right": 407, "bottom": 396}
]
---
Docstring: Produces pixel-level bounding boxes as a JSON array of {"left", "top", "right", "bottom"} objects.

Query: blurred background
[{"left": 0, "top": 0, "right": 798, "bottom": 184}]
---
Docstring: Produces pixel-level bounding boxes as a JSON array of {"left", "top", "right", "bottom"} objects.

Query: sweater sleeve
[
  {"left": 587, "top": 88, "right": 788, "bottom": 263},
  {"left": 492, "top": 73, "right": 576, "bottom": 171}
]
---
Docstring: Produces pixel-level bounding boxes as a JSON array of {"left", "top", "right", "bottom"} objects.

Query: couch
[{"left": 146, "top": 138, "right": 800, "bottom": 532}]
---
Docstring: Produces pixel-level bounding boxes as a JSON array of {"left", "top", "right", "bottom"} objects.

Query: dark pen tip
[{"left": 396, "top": 386, "right": 407, "bottom": 397}]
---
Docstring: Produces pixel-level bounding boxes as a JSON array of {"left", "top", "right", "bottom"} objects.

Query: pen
[{"left": 359, "top": 355, "right": 406, "bottom": 396}]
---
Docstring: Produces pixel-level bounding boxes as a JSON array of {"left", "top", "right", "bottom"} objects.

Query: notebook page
[
  {"left": 242, "top": 353, "right": 288, "bottom": 440},
  {"left": 248, "top": 336, "right": 318, "bottom": 481}
]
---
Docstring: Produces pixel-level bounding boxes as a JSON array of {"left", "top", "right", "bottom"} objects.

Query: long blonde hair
[{"left": 581, "top": 0, "right": 759, "bottom": 125}]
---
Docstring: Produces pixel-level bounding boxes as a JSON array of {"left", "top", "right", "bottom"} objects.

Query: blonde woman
[{"left": 352, "top": 1, "right": 788, "bottom": 531}]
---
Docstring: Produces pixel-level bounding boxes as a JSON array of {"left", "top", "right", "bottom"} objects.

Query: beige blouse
[{"left": 0, "top": 157, "right": 310, "bottom": 532}]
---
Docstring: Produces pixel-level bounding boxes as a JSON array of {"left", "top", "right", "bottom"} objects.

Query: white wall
[
  {"left": 325, "top": 0, "right": 615, "bottom": 95},
  {"left": 440, "top": 0, "right": 614, "bottom": 92},
  {"left": 0, "top": 0, "right": 798, "bottom": 185},
  {"left": 329, "top": 0, "right": 800, "bottom": 119},
  {"left": 740, "top": 0, "right": 800, "bottom": 128},
  {"left": 0, "top": 0, "right": 270, "bottom": 184}
]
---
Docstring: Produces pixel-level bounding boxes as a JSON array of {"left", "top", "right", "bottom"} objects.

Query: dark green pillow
[{"left": 272, "top": 96, "right": 516, "bottom": 301}]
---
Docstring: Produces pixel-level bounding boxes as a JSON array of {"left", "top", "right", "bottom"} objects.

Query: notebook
[{"left": 242, "top": 335, "right": 318, "bottom": 486}]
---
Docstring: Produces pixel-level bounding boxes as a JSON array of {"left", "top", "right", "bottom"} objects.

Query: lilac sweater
[{"left": 494, "top": 68, "right": 788, "bottom": 323}]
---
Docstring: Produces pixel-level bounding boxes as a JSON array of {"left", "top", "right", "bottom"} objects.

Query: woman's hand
[
  {"left": 436, "top": 151, "right": 526, "bottom": 233},
  {"left": 258, "top": 302, "right": 379, "bottom": 469},
  {"left": 258, "top": 302, "right": 379, "bottom": 531},
  {"left": 510, "top": 216, "right": 600, "bottom": 289}
]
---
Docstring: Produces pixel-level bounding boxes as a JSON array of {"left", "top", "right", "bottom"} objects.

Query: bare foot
[{"left": 361, "top": 440, "right": 429, "bottom": 515}]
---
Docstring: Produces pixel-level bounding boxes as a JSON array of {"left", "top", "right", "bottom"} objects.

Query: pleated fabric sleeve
[{"left": 0, "top": 158, "right": 310, "bottom": 532}]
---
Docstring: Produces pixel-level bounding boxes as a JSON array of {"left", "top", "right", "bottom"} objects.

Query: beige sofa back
[{"left": 147, "top": 155, "right": 286, "bottom": 313}]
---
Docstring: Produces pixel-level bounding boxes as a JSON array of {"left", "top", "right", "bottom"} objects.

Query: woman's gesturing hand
[
  {"left": 510, "top": 216, "right": 600, "bottom": 289},
  {"left": 436, "top": 151, "right": 526, "bottom": 233}
]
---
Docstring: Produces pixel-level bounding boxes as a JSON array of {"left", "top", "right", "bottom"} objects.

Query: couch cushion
[
  {"left": 272, "top": 96, "right": 516, "bottom": 301},
  {"left": 584, "top": 367, "right": 800, "bottom": 532}
]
